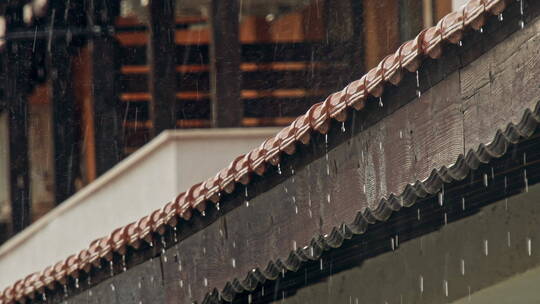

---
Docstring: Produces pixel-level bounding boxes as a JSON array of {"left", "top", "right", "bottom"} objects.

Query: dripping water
[
  {"left": 415, "top": 70, "right": 421, "bottom": 98},
  {"left": 519, "top": 0, "right": 525, "bottom": 29}
]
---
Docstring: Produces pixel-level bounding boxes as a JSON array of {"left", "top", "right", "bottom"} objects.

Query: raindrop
[
  {"left": 419, "top": 275, "right": 424, "bottom": 294},
  {"left": 63, "top": 284, "right": 68, "bottom": 298},
  {"left": 508, "top": 231, "right": 512, "bottom": 248},
  {"left": 483, "top": 173, "right": 488, "bottom": 187},
  {"left": 122, "top": 255, "right": 127, "bottom": 272},
  {"left": 138, "top": 281, "right": 142, "bottom": 289},
  {"left": 399, "top": 130, "right": 403, "bottom": 139},
  {"left": 261, "top": 286, "right": 265, "bottom": 296},
  {"left": 216, "top": 202, "right": 220, "bottom": 211},
  {"left": 248, "top": 294, "right": 252, "bottom": 304},
  {"left": 341, "top": 122, "right": 346, "bottom": 132},
  {"left": 505, "top": 198, "right": 508, "bottom": 211},
  {"left": 42, "top": 293, "right": 47, "bottom": 301},
  {"left": 363, "top": 184, "right": 366, "bottom": 194},
  {"left": 231, "top": 258, "right": 236, "bottom": 268},
  {"left": 523, "top": 152, "right": 527, "bottom": 165},
  {"left": 416, "top": 70, "right": 422, "bottom": 98},
  {"left": 277, "top": 163, "right": 282, "bottom": 175},
  {"left": 294, "top": 205, "right": 298, "bottom": 214},
  {"left": 320, "top": 258, "right": 324, "bottom": 270},
  {"left": 173, "top": 226, "right": 178, "bottom": 243},
  {"left": 109, "top": 260, "right": 114, "bottom": 276},
  {"left": 179, "top": 280, "right": 183, "bottom": 288},
  {"left": 204, "top": 278, "right": 208, "bottom": 287},
  {"left": 524, "top": 169, "right": 529, "bottom": 192},
  {"left": 282, "top": 268, "right": 285, "bottom": 278},
  {"left": 461, "top": 259, "right": 466, "bottom": 276},
  {"left": 498, "top": 13, "right": 504, "bottom": 21},
  {"left": 201, "top": 210, "right": 206, "bottom": 216},
  {"left": 161, "top": 238, "right": 168, "bottom": 262},
  {"left": 75, "top": 278, "right": 80, "bottom": 289},
  {"left": 444, "top": 280, "right": 449, "bottom": 297},
  {"left": 310, "top": 246, "right": 314, "bottom": 257},
  {"left": 293, "top": 240, "right": 297, "bottom": 250},
  {"left": 395, "top": 235, "right": 399, "bottom": 248},
  {"left": 459, "top": 40, "right": 463, "bottom": 47},
  {"left": 378, "top": 97, "right": 383, "bottom": 107},
  {"left": 480, "top": 27, "right": 484, "bottom": 33},
  {"left": 417, "top": 208, "right": 421, "bottom": 221},
  {"left": 444, "top": 213, "right": 448, "bottom": 225},
  {"left": 491, "top": 167, "right": 495, "bottom": 179},
  {"left": 527, "top": 238, "right": 532, "bottom": 256},
  {"left": 149, "top": 241, "right": 154, "bottom": 247},
  {"left": 519, "top": 0, "right": 525, "bottom": 28},
  {"left": 110, "top": 283, "right": 115, "bottom": 292},
  {"left": 327, "top": 193, "right": 331, "bottom": 204},
  {"left": 391, "top": 238, "right": 395, "bottom": 251},
  {"left": 245, "top": 186, "right": 250, "bottom": 207},
  {"left": 438, "top": 191, "right": 444, "bottom": 206},
  {"left": 379, "top": 141, "right": 382, "bottom": 151},
  {"left": 468, "top": 286, "right": 472, "bottom": 301},
  {"left": 484, "top": 239, "right": 489, "bottom": 256},
  {"left": 504, "top": 176, "right": 508, "bottom": 190},
  {"left": 462, "top": 197, "right": 466, "bottom": 210}
]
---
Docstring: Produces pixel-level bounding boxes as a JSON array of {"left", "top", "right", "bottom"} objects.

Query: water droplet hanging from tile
[{"left": 415, "top": 70, "right": 422, "bottom": 98}]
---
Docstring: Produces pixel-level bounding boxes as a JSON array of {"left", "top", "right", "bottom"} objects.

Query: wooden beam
[
  {"left": 209, "top": 0, "right": 242, "bottom": 128},
  {"left": 147, "top": 0, "right": 177, "bottom": 137},
  {"left": 4, "top": 8, "right": 32, "bottom": 233},
  {"left": 48, "top": 2, "right": 79, "bottom": 204},
  {"left": 88, "top": 0, "right": 123, "bottom": 176},
  {"left": 362, "top": 0, "right": 400, "bottom": 69},
  {"left": 399, "top": 0, "right": 424, "bottom": 42},
  {"left": 324, "top": 0, "right": 365, "bottom": 85}
]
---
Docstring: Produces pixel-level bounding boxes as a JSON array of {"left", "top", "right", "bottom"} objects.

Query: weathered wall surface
[{"left": 271, "top": 183, "right": 540, "bottom": 304}]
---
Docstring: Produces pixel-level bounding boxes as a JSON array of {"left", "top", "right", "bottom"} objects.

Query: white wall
[
  {"left": 452, "top": 0, "right": 468, "bottom": 10},
  {"left": 0, "top": 127, "right": 279, "bottom": 290}
]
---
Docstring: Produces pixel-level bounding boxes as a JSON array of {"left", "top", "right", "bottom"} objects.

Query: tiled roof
[{"left": 0, "top": 0, "right": 519, "bottom": 302}]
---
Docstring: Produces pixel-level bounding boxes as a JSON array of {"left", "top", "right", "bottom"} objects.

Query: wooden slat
[
  {"left": 72, "top": 47, "right": 97, "bottom": 184},
  {"left": 119, "top": 42, "right": 333, "bottom": 66},
  {"left": 362, "top": 0, "right": 400, "bottom": 69},
  {"left": 400, "top": 0, "right": 424, "bottom": 42},
  {"left": 119, "top": 68, "right": 346, "bottom": 93},
  {"left": 147, "top": 0, "right": 177, "bottom": 136},
  {"left": 89, "top": 0, "right": 123, "bottom": 176},
  {"left": 209, "top": 0, "right": 242, "bottom": 127},
  {"left": 120, "top": 89, "right": 327, "bottom": 101},
  {"left": 49, "top": 39, "right": 79, "bottom": 205},
  {"left": 4, "top": 18, "right": 32, "bottom": 233}
]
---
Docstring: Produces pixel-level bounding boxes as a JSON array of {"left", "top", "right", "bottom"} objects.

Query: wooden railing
[{"left": 116, "top": 19, "right": 350, "bottom": 151}]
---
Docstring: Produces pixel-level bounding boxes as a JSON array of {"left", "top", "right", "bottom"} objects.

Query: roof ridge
[{"left": 0, "top": 0, "right": 512, "bottom": 302}]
